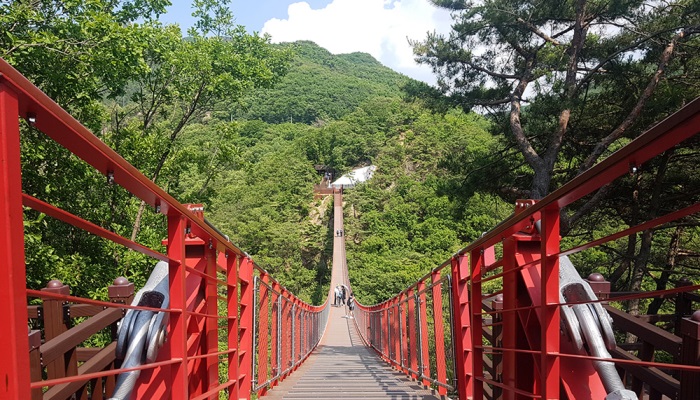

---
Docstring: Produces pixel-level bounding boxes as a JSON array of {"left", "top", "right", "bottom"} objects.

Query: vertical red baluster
[
  {"left": 540, "top": 205, "right": 561, "bottom": 399},
  {"left": 281, "top": 290, "right": 290, "bottom": 379},
  {"left": 0, "top": 83, "right": 30, "bottom": 400},
  {"left": 294, "top": 298, "right": 301, "bottom": 369},
  {"left": 400, "top": 293, "right": 409, "bottom": 375},
  {"left": 238, "top": 256, "right": 254, "bottom": 399},
  {"left": 451, "top": 254, "right": 473, "bottom": 399},
  {"left": 205, "top": 243, "right": 218, "bottom": 398},
  {"left": 392, "top": 297, "right": 400, "bottom": 366},
  {"left": 256, "top": 273, "right": 270, "bottom": 396},
  {"left": 431, "top": 270, "right": 448, "bottom": 395},
  {"left": 224, "top": 251, "right": 239, "bottom": 400},
  {"left": 407, "top": 287, "right": 418, "bottom": 380},
  {"left": 167, "top": 215, "right": 188, "bottom": 399},
  {"left": 271, "top": 281, "right": 280, "bottom": 387},
  {"left": 470, "top": 249, "right": 484, "bottom": 400},
  {"left": 417, "top": 280, "right": 431, "bottom": 387}
]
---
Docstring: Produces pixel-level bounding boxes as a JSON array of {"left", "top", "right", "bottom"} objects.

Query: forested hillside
[
  {"left": 4, "top": 0, "right": 699, "bottom": 314},
  {"left": 239, "top": 41, "right": 410, "bottom": 124}
]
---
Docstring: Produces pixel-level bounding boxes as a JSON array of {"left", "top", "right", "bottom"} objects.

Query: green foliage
[
  {"left": 0, "top": 0, "right": 170, "bottom": 128},
  {"left": 337, "top": 104, "right": 505, "bottom": 303},
  {"left": 7, "top": 1, "right": 290, "bottom": 297},
  {"left": 240, "top": 41, "right": 410, "bottom": 124},
  {"left": 415, "top": 0, "right": 700, "bottom": 199}
]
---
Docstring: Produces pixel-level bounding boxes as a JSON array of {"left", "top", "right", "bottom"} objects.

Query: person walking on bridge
[
  {"left": 347, "top": 293, "right": 355, "bottom": 319},
  {"left": 340, "top": 284, "right": 348, "bottom": 306},
  {"left": 333, "top": 285, "right": 341, "bottom": 306}
]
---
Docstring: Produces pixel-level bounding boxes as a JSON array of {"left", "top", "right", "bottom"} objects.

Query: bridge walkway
[
  {"left": 262, "top": 190, "right": 441, "bottom": 399},
  {"left": 262, "top": 306, "right": 440, "bottom": 400}
]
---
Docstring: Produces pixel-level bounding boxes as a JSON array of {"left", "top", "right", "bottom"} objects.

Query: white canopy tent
[{"left": 330, "top": 165, "right": 376, "bottom": 189}]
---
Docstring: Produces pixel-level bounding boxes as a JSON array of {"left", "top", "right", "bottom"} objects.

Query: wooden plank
[
  {"left": 40, "top": 308, "right": 122, "bottom": 366},
  {"left": 605, "top": 305, "right": 682, "bottom": 357},
  {"left": 43, "top": 342, "right": 117, "bottom": 400},
  {"left": 611, "top": 347, "right": 679, "bottom": 398}
]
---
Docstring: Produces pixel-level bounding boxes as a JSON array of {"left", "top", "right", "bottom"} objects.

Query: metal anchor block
[{"left": 110, "top": 261, "right": 170, "bottom": 400}]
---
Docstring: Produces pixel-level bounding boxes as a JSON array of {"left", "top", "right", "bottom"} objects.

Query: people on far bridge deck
[
  {"left": 340, "top": 284, "right": 348, "bottom": 306},
  {"left": 347, "top": 293, "right": 355, "bottom": 319},
  {"left": 334, "top": 285, "right": 341, "bottom": 306}
]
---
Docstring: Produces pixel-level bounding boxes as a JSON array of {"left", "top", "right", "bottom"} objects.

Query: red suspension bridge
[{"left": 1, "top": 58, "right": 700, "bottom": 400}]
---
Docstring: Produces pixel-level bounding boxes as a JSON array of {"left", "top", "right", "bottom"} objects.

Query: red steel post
[
  {"left": 167, "top": 214, "right": 189, "bottom": 399},
  {"left": 540, "top": 205, "right": 561, "bottom": 399},
  {"left": 0, "top": 83, "right": 31, "bottom": 399},
  {"left": 238, "top": 256, "right": 255, "bottom": 398},
  {"left": 224, "top": 251, "right": 240, "bottom": 400},
  {"left": 382, "top": 303, "right": 391, "bottom": 360},
  {"left": 271, "top": 281, "right": 280, "bottom": 386},
  {"left": 392, "top": 298, "right": 400, "bottom": 366},
  {"left": 470, "top": 248, "right": 485, "bottom": 400},
  {"left": 294, "top": 298, "right": 301, "bottom": 368},
  {"left": 280, "top": 292, "right": 288, "bottom": 378},
  {"left": 502, "top": 234, "right": 529, "bottom": 400},
  {"left": 431, "top": 270, "right": 448, "bottom": 395},
  {"left": 417, "top": 279, "right": 431, "bottom": 387},
  {"left": 451, "top": 254, "right": 473, "bottom": 399},
  {"left": 257, "top": 273, "right": 270, "bottom": 396},
  {"left": 400, "top": 293, "right": 409, "bottom": 375},
  {"left": 205, "top": 242, "right": 218, "bottom": 398},
  {"left": 407, "top": 287, "right": 418, "bottom": 380}
]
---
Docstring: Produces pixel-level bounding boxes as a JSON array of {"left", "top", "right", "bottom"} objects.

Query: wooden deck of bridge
[{"left": 262, "top": 190, "right": 442, "bottom": 400}]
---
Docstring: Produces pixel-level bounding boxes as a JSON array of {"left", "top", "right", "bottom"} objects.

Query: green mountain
[{"left": 239, "top": 41, "right": 411, "bottom": 124}]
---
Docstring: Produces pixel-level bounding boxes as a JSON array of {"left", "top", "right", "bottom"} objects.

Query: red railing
[
  {"left": 253, "top": 271, "right": 329, "bottom": 396},
  {"left": 355, "top": 97, "right": 700, "bottom": 399},
  {"left": 0, "top": 59, "right": 327, "bottom": 399}
]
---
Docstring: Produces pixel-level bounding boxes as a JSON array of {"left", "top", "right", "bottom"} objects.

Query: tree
[
  {"left": 117, "top": 0, "right": 292, "bottom": 241},
  {"left": 2, "top": 0, "right": 175, "bottom": 295},
  {"left": 413, "top": 0, "right": 700, "bottom": 317},
  {"left": 413, "top": 0, "right": 700, "bottom": 199},
  {"left": 0, "top": 0, "right": 170, "bottom": 128}
]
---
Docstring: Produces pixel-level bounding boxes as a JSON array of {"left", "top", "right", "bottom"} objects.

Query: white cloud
[{"left": 261, "top": 0, "right": 452, "bottom": 85}]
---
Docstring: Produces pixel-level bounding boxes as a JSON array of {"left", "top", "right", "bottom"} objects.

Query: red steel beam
[
  {"left": 431, "top": 271, "right": 448, "bottom": 396},
  {"left": 168, "top": 214, "right": 189, "bottom": 399},
  {"left": 540, "top": 205, "right": 561, "bottom": 399},
  {"left": 257, "top": 273, "right": 270, "bottom": 396},
  {"left": 204, "top": 244, "right": 218, "bottom": 399},
  {"left": 470, "top": 248, "right": 485, "bottom": 400},
  {"left": 238, "top": 256, "right": 255, "bottom": 398},
  {"left": 0, "top": 82, "right": 31, "bottom": 400},
  {"left": 450, "top": 255, "right": 472, "bottom": 399},
  {"left": 224, "top": 252, "right": 239, "bottom": 400},
  {"left": 417, "top": 280, "right": 431, "bottom": 387}
]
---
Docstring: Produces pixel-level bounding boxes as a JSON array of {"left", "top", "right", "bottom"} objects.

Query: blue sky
[
  {"left": 161, "top": 0, "right": 334, "bottom": 33},
  {"left": 161, "top": 1, "right": 453, "bottom": 85}
]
